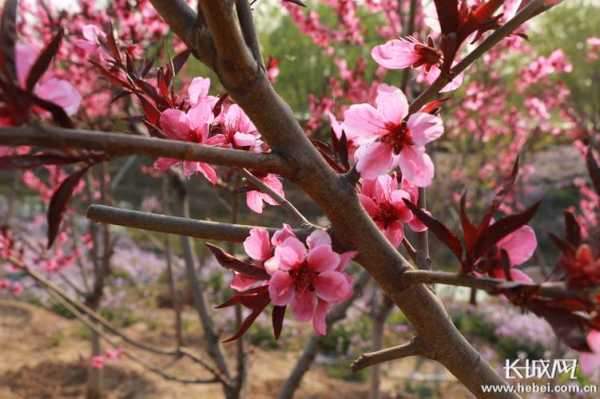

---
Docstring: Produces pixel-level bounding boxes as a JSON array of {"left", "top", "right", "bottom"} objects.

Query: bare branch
[
  {"left": 409, "top": 0, "right": 560, "bottom": 113},
  {"left": 402, "top": 270, "right": 588, "bottom": 301},
  {"left": 10, "top": 257, "right": 228, "bottom": 384},
  {"left": 0, "top": 126, "right": 290, "bottom": 175},
  {"left": 351, "top": 337, "right": 423, "bottom": 372},
  {"left": 148, "top": 0, "right": 215, "bottom": 66},
  {"left": 241, "top": 168, "right": 313, "bottom": 227},
  {"left": 87, "top": 204, "right": 310, "bottom": 242}
]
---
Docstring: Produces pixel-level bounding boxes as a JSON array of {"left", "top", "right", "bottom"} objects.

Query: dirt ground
[{"left": 0, "top": 300, "right": 470, "bottom": 399}]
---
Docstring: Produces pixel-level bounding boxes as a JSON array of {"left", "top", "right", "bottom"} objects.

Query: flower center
[
  {"left": 373, "top": 202, "right": 400, "bottom": 229},
  {"left": 382, "top": 122, "right": 413, "bottom": 154},
  {"left": 289, "top": 263, "right": 318, "bottom": 293}
]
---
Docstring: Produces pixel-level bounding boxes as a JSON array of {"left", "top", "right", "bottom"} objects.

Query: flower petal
[
  {"left": 407, "top": 112, "right": 443, "bottom": 146},
  {"left": 313, "top": 299, "right": 330, "bottom": 336},
  {"left": 291, "top": 290, "right": 316, "bottom": 321},
  {"left": 307, "top": 245, "right": 340, "bottom": 273},
  {"left": 314, "top": 271, "right": 353, "bottom": 302},
  {"left": 159, "top": 109, "right": 191, "bottom": 140},
  {"left": 355, "top": 142, "right": 394, "bottom": 179},
  {"left": 497, "top": 225, "right": 537, "bottom": 266},
  {"left": 306, "top": 229, "right": 332, "bottom": 249},
  {"left": 375, "top": 84, "right": 408, "bottom": 125},
  {"left": 343, "top": 103, "right": 386, "bottom": 143},
  {"left": 398, "top": 146, "right": 434, "bottom": 187},
  {"left": 268, "top": 271, "right": 295, "bottom": 306},
  {"left": 243, "top": 228, "right": 272, "bottom": 261}
]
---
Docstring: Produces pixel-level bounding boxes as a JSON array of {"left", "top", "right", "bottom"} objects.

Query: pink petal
[
  {"left": 490, "top": 268, "right": 533, "bottom": 283},
  {"left": 408, "top": 216, "right": 428, "bottom": 233},
  {"left": 358, "top": 193, "right": 379, "bottom": 217},
  {"left": 314, "top": 271, "right": 353, "bottom": 302},
  {"left": 82, "top": 25, "right": 104, "bottom": 42},
  {"left": 580, "top": 352, "right": 600, "bottom": 375},
  {"left": 153, "top": 158, "right": 178, "bottom": 171},
  {"left": 371, "top": 38, "right": 419, "bottom": 70},
  {"left": 588, "top": 330, "right": 600, "bottom": 353},
  {"left": 187, "top": 102, "right": 214, "bottom": 134},
  {"left": 276, "top": 237, "right": 307, "bottom": 267},
  {"left": 313, "top": 299, "right": 330, "bottom": 336},
  {"left": 328, "top": 111, "right": 344, "bottom": 139},
  {"left": 343, "top": 103, "right": 386, "bottom": 143},
  {"left": 188, "top": 77, "right": 211, "bottom": 106},
  {"left": 246, "top": 190, "right": 265, "bottom": 213},
  {"left": 35, "top": 78, "right": 82, "bottom": 115},
  {"left": 375, "top": 84, "right": 408, "bottom": 125},
  {"left": 337, "top": 251, "right": 358, "bottom": 272},
  {"left": 233, "top": 132, "right": 257, "bottom": 148},
  {"left": 398, "top": 146, "right": 434, "bottom": 187},
  {"left": 268, "top": 271, "right": 295, "bottom": 306},
  {"left": 407, "top": 112, "right": 443, "bottom": 146},
  {"left": 355, "top": 142, "right": 394, "bottom": 179},
  {"left": 385, "top": 221, "right": 405, "bottom": 247},
  {"left": 197, "top": 162, "right": 218, "bottom": 184},
  {"left": 272, "top": 224, "right": 296, "bottom": 246},
  {"left": 243, "top": 228, "right": 272, "bottom": 261},
  {"left": 497, "top": 225, "right": 537, "bottom": 266},
  {"left": 290, "top": 290, "right": 316, "bottom": 321},
  {"left": 306, "top": 229, "right": 332, "bottom": 249},
  {"left": 231, "top": 274, "right": 259, "bottom": 291},
  {"left": 159, "top": 109, "right": 192, "bottom": 140},
  {"left": 307, "top": 245, "right": 340, "bottom": 273},
  {"left": 390, "top": 190, "right": 413, "bottom": 223}
]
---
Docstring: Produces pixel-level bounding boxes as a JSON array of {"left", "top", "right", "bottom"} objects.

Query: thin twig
[
  {"left": 351, "top": 337, "right": 423, "bottom": 372},
  {"left": 87, "top": 204, "right": 311, "bottom": 242},
  {"left": 241, "top": 168, "right": 313, "bottom": 227},
  {"left": 402, "top": 270, "right": 589, "bottom": 301}
]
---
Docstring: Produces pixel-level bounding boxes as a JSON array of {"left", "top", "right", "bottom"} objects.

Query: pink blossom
[
  {"left": 580, "top": 330, "right": 600, "bottom": 375},
  {"left": 343, "top": 84, "right": 443, "bottom": 186},
  {"left": 16, "top": 43, "right": 82, "bottom": 116},
  {"left": 266, "top": 230, "right": 355, "bottom": 335},
  {"left": 74, "top": 24, "right": 107, "bottom": 56},
  {"left": 10, "top": 282, "right": 23, "bottom": 296},
  {"left": 154, "top": 102, "right": 219, "bottom": 183},
  {"left": 212, "top": 104, "right": 260, "bottom": 150},
  {"left": 246, "top": 173, "right": 284, "bottom": 214},
  {"left": 358, "top": 175, "right": 425, "bottom": 246},
  {"left": 105, "top": 347, "right": 124, "bottom": 360},
  {"left": 488, "top": 225, "right": 537, "bottom": 282},
  {"left": 371, "top": 36, "right": 441, "bottom": 71},
  {"left": 90, "top": 356, "right": 105, "bottom": 369}
]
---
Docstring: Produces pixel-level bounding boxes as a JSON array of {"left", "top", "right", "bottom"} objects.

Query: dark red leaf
[
  {"left": 272, "top": 306, "right": 286, "bottom": 339},
  {"left": 0, "top": 0, "right": 18, "bottom": 81},
  {"left": 27, "top": 90, "right": 74, "bottom": 128},
  {"left": 459, "top": 193, "right": 478, "bottom": 251},
  {"left": 222, "top": 299, "right": 269, "bottom": 343},
  {"left": 206, "top": 243, "right": 270, "bottom": 280},
  {"left": 564, "top": 210, "right": 581, "bottom": 248},
  {"left": 0, "top": 154, "right": 87, "bottom": 170},
  {"left": 586, "top": 148, "right": 600, "bottom": 196},
  {"left": 47, "top": 165, "right": 90, "bottom": 248},
  {"left": 403, "top": 199, "right": 463, "bottom": 261},
  {"left": 472, "top": 201, "right": 541, "bottom": 261},
  {"left": 548, "top": 233, "right": 574, "bottom": 256},
  {"left": 135, "top": 93, "right": 161, "bottom": 126},
  {"left": 283, "top": 0, "right": 306, "bottom": 6},
  {"left": 212, "top": 92, "right": 229, "bottom": 117},
  {"left": 104, "top": 22, "right": 122, "bottom": 65},
  {"left": 419, "top": 98, "right": 448, "bottom": 115},
  {"left": 26, "top": 29, "right": 63, "bottom": 92},
  {"left": 171, "top": 49, "right": 191, "bottom": 77}
]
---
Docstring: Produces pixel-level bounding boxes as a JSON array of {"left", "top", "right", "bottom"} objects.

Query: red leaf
[
  {"left": 47, "top": 165, "right": 91, "bottom": 248},
  {"left": 403, "top": 199, "right": 463, "bottom": 261},
  {"left": 206, "top": 243, "right": 270, "bottom": 280},
  {"left": 26, "top": 29, "right": 63, "bottom": 92},
  {"left": 171, "top": 49, "right": 191, "bottom": 77},
  {"left": 564, "top": 210, "right": 581, "bottom": 248},
  {"left": 0, "top": 154, "right": 87, "bottom": 170},
  {"left": 26, "top": 89, "right": 74, "bottom": 128},
  {"left": 136, "top": 93, "right": 161, "bottom": 126},
  {"left": 472, "top": 201, "right": 541, "bottom": 261},
  {"left": 586, "top": 148, "right": 600, "bottom": 196},
  {"left": 222, "top": 299, "right": 269, "bottom": 343},
  {"left": 419, "top": 98, "right": 448, "bottom": 115},
  {"left": 272, "top": 305, "right": 286, "bottom": 340},
  {"left": 104, "top": 22, "right": 122, "bottom": 65},
  {"left": 459, "top": 193, "right": 478, "bottom": 252},
  {"left": 0, "top": 0, "right": 18, "bottom": 81}
]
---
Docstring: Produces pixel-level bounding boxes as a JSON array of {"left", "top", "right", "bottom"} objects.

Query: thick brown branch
[
  {"left": 409, "top": 0, "right": 559, "bottom": 113},
  {"left": 87, "top": 204, "right": 310, "bottom": 242},
  {"left": 351, "top": 337, "right": 423, "bottom": 372},
  {"left": 0, "top": 126, "right": 289, "bottom": 175},
  {"left": 402, "top": 270, "right": 586, "bottom": 301}
]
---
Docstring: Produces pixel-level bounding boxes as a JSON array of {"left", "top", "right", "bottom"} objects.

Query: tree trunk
[{"left": 86, "top": 330, "right": 103, "bottom": 399}]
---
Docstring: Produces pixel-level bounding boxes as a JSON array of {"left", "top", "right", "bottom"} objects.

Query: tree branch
[
  {"left": 409, "top": 0, "right": 560, "bottom": 113},
  {"left": 0, "top": 126, "right": 290, "bottom": 175},
  {"left": 402, "top": 270, "right": 587, "bottom": 301},
  {"left": 351, "top": 337, "right": 423, "bottom": 372},
  {"left": 86, "top": 204, "right": 310, "bottom": 242}
]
